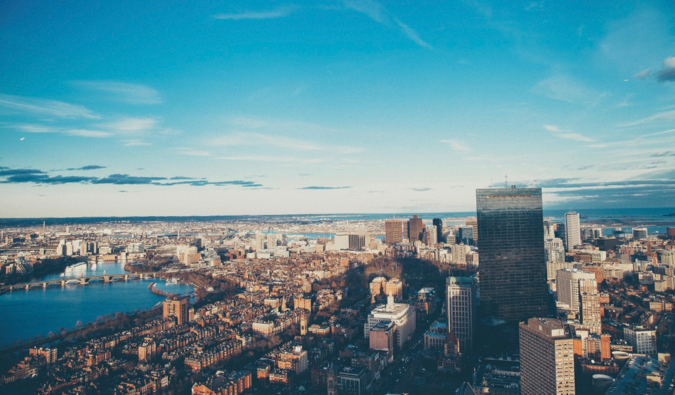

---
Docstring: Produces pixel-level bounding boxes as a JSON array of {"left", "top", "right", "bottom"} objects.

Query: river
[{"left": 0, "top": 261, "right": 194, "bottom": 348}]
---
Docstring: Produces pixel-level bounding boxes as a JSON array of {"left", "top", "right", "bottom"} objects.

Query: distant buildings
[
  {"left": 556, "top": 268, "right": 597, "bottom": 314},
  {"left": 519, "top": 318, "right": 575, "bottom": 395},
  {"left": 476, "top": 187, "right": 548, "bottom": 323}
]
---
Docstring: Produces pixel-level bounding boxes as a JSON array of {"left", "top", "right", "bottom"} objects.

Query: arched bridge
[{"left": 1, "top": 273, "right": 159, "bottom": 293}]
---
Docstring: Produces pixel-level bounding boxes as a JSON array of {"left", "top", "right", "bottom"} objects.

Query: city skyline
[{"left": 1, "top": 1, "right": 675, "bottom": 217}]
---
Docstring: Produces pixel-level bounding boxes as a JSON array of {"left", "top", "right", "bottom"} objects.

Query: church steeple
[{"left": 387, "top": 290, "right": 395, "bottom": 311}]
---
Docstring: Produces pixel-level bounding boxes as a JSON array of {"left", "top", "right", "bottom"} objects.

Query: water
[{"left": 0, "top": 262, "right": 193, "bottom": 348}]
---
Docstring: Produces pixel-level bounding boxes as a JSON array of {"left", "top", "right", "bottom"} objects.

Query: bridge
[{"left": 1, "top": 273, "right": 159, "bottom": 293}]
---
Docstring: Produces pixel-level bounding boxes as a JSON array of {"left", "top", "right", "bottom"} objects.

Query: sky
[{"left": 1, "top": 0, "right": 674, "bottom": 217}]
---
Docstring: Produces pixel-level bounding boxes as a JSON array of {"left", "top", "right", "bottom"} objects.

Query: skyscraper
[
  {"left": 163, "top": 298, "right": 189, "bottom": 325},
  {"left": 564, "top": 212, "right": 581, "bottom": 251},
  {"left": 556, "top": 268, "right": 597, "bottom": 314},
  {"left": 520, "top": 318, "right": 575, "bottom": 395},
  {"left": 385, "top": 219, "right": 407, "bottom": 245},
  {"left": 408, "top": 215, "right": 424, "bottom": 243},
  {"left": 432, "top": 218, "right": 443, "bottom": 243},
  {"left": 476, "top": 187, "right": 548, "bottom": 323},
  {"left": 447, "top": 276, "right": 477, "bottom": 356}
]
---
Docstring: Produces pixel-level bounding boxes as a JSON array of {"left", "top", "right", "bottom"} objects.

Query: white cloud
[
  {"left": 531, "top": 75, "right": 604, "bottom": 105},
  {"left": 15, "top": 124, "right": 61, "bottom": 133},
  {"left": 543, "top": 124, "right": 594, "bottom": 142},
  {"left": 342, "top": 0, "right": 430, "bottom": 48},
  {"left": 440, "top": 139, "right": 470, "bottom": 152},
  {"left": 176, "top": 148, "right": 212, "bottom": 157},
  {"left": 124, "top": 139, "right": 151, "bottom": 147},
  {"left": 65, "top": 129, "right": 112, "bottom": 138},
  {"left": 393, "top": 18, "right": 431, "bottom": 49},
  {"left": 0, "top": 93, "right": 99, "bottom": 119},
  {"left": 72, "top": 81, "right": 161, "bottom": 104},
  {"left": 633, "top": 69, "right": 651, "bottom": 79},
  {"left": 220, "top": 155, "right": 325, "bottom": 165},
  {"left": 213, "top": 7, "right": 295, "bottom": 20},
  {"left": 211, "top": 132, "right": 362, "bottom": 154},
  {"left": 619, "top": 109, "right": 675, "bottom": 127},
  {"left": 103, "top": 117, "right": 158, "bottom": 134}
]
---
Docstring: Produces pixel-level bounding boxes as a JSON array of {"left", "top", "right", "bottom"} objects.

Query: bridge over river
[{"left": 0, "top": 273, "right": 159, "bottom": 294}]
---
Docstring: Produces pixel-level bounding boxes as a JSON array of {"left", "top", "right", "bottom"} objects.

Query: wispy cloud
[
  {"left": 409, "top": 187, "right": 431, "bottom": 192},
  {"left": 532, "top": 75, "right": 604, "bottom": 105},
  {"left": 103, "top": 117, "right": 158, "bottom": 134},
  {"left": 440, "top": 139, "right": 470, "bottom": 152},
  {"left": 543, "top": 124, "right": 595, "bottom": 142},
  {"left": 213, "top": 7, "right": 295, "bottom": 20},
  {"left": 619, "top": 109, "right": 675, "bottom": 127},
  {"left": 299, "top": 186, "right": 351, "bottom": 190},
  {"left": 65, "top": 165, "right": 106, "bottom": 171},
  {"left": 123, "top": 139, "right": 151, "bottom": 147},
  {"left": 65, "top": 129, "right": 112, "bottom": 138},
  {"left": 633, "top": 69, "right": 651, "bottom": 79},
  {"left": 342, "top": 0, "right": 431, "bottom": 48},
  {"left": 393, "top": 17, "right": 431, "bottom": 48},
  {"left": 176, "top": 148, "right": 212, "bottom": 157},
  {"left": 0, "top": 93, "right": 99, "bottom": 119},
  {"left": 212, "top": 132, "right": 362, "bottom": 154},
  {"left": 72, "top": 81, "right": 162, "bottom": 104},
  {"left": 220, "top": 155, "right": 325, "bottom": 165}
]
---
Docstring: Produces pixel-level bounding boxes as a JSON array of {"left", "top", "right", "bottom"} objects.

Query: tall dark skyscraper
[
  {"left": 432, "top": 218, "right": 443, "bottom": 243},
  {"left": 476, "top": 187, "right": 548, "bottom": 323}
]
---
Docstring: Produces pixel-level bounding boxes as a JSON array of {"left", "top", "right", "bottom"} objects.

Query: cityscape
[{"left": 2, "top": 0, "right": 675, "bottom": 394}]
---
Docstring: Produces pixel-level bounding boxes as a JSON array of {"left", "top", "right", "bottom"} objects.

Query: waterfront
[{"left": 0, "top": 262, "right": 194, "bottom": 348}]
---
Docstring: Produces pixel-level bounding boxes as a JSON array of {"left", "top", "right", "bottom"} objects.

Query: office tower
[
  {"left": 385, "top": 219, "right": 407, "bottom": 245},
  {"left": 476, "top": 187, "right": 548, "bottom": 323},
  {"left": 544, "top": 219, "right": 555, "bottom": 240},
  {"left": 520, "top": 318, "right": 575, "bottom": 395},
  {"left": 334, "top": 233, "right": 349, "bottom": 250},
  {"left": 564, "top": 212, "right": 581, "bottom": 251},
  {"left": 662, "top": 250, "right": 675, "bottom": 266},
  {"left": 255, "top": 231, "right": 265, "bottom": 251},
  {"left": 580, "top": 292, "right": 601, "bottom": 335},
  {"left": 632, "top": 227, "right": 648, "bottom": 240},
  {"left": 447, "top": 276, "right": 477, "bottom": 356},
  {"left": 163, "top": 298, "right": 189, "bottom": 325},
  {"left": 348, "top": 233, "right": 366, "bottom": 250},
  {"left": 556, "top": 268, "right": 597, "bottom": 313},
  {"left": 266, "top": 233, "right": 279, "bottom": 249},
  {"left": 424, "top": 225, "right": 438, "bottom": 246},
  {"left": 369, "top": 320, "right": 395, "bottom": 359},
  {"left": 408, "top": 215, "right": 424, "bottom": 242},
  {"left": 433, "top": 218, "right": 444, "bottom": 242}
]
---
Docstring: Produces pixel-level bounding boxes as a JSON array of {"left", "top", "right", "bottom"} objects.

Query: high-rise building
[
  {"left": 476, "top": 187, "right": 548, "bottom": 323},
  {"left": 432, "top": 218, "right": 444, "bottom": 243},
  {"left": 447, "top": 276, "right": 477, "bottom": 356},
  {"left": 465, "top": 218, "right": 478, "bottom": 243},
  {"left": 564, "top": 212, "right": 581, "bottom": 251},
  {"left": 163, "top": 298, "right": 189, "bottom": 325},
  {"left": 520, "top": 318, "right": 575, "bottom": 395},
  {"left": 385, "top": 219, "right": 407, "bottom": 245},
  {"left": 408, "top": 215, "right": 424, "bottom": 243},
  {"left": 458, "top": 226, "right": 474, "bottom": 245},
  {"left": 556, "top": 268, "right": 597, "bottom": 314},
  {"left": 580, "top": 292, "right": 601, "bottom": 335},
  {"left": 424, "top": 225, "right": 438, "bottom": 246}
]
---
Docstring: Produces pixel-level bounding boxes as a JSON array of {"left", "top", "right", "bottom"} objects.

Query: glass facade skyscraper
[{"left": 476, "top": 187, "right": 548, "bottom": 323}]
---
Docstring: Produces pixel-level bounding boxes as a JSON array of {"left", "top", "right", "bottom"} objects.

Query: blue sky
[{"left": 1, "top": 0, "right": 674, "bottom": 217}]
